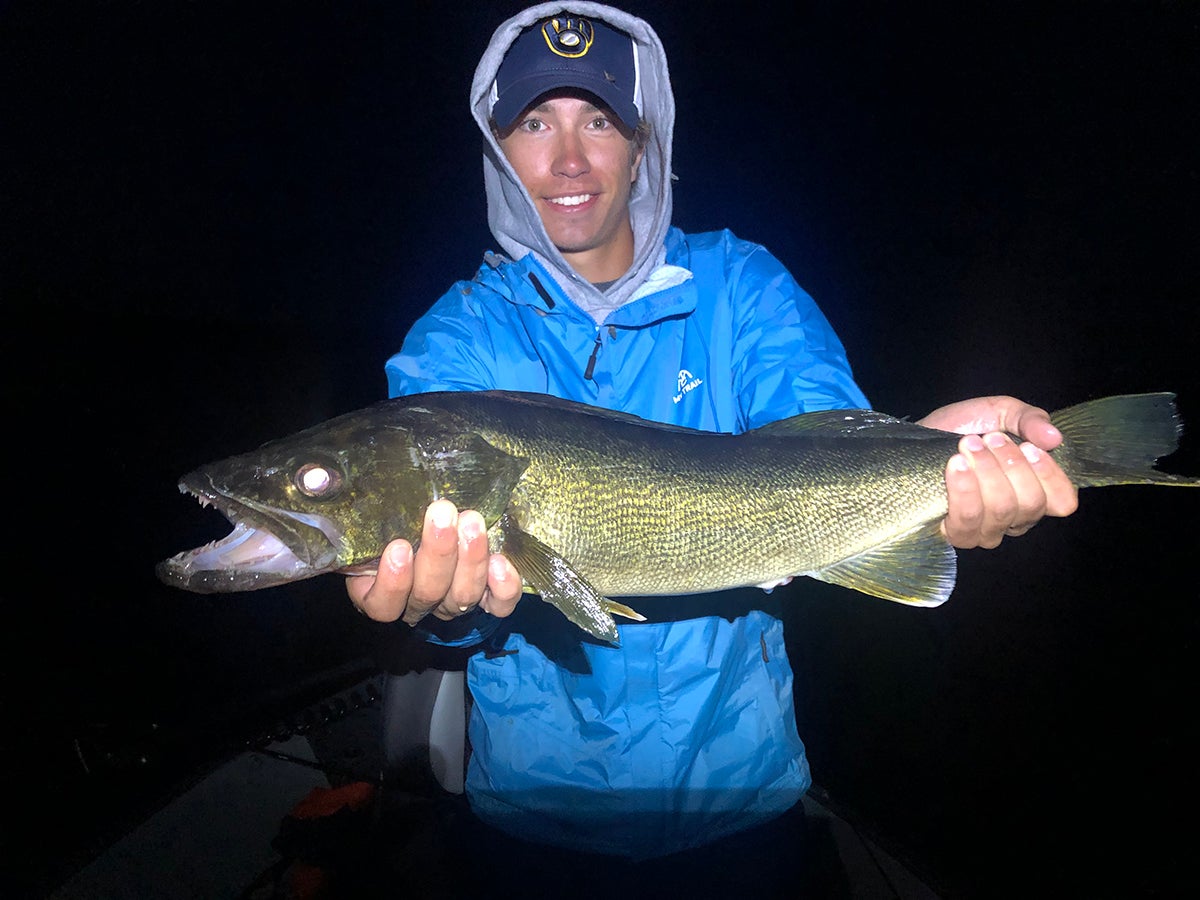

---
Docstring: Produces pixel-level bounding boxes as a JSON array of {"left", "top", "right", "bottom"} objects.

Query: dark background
[{"left": 4, "top": 1, "right": 1198, "bottom": 896}]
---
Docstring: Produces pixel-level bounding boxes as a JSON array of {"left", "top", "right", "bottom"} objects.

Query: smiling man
[
  {"left": 348, "top": 4, "right": 1076, "bottom": 889},
  {"left": 497, "top": 94, "right": 644, "bottom": 281},
  {"left": 488, "top": 11, "right": 649, "bottom": 285}
]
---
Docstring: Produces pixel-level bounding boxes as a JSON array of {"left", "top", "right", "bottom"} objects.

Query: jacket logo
[
  {"left": 542, "top": 18, "right": 594, "bottom": 58},
  {"left": 674, "top": 369, "right": 704, "bottom": 404}
]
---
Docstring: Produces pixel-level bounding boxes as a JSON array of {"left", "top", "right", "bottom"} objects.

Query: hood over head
[{"left": 471, "top": 3, "right": 676, "bottom": 321}]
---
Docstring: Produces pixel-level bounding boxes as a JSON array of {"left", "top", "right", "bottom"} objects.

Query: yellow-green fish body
[{"left": 157, "top": 391, "right": 1199, "bottom": 641}]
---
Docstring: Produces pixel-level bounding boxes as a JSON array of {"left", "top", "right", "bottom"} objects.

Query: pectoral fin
[
  {"left": 810, "top": 521, "right": 957, "bottom": 606},
  {"left": 496, "top": 514, "right": 640, "bottom": 643},
  {"left": 413, "top": 431, "right": 529, "bottom": 522}
]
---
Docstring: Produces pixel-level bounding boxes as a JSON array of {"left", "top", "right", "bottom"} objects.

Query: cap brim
[{"left": 492, "top": 73, "right": 640, "bottom": 131}]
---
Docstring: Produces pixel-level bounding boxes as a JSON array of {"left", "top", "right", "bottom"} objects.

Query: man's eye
[
  {"left": 521, "top": 118, "right": 543, "bottom": 132},
  {"left": 589, "top": 116, "right": 610, "bottom": 129}
]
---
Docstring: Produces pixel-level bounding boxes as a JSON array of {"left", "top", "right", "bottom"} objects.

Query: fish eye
[{"left": 294, "top": 461, "right": 343, "bottom": 498}]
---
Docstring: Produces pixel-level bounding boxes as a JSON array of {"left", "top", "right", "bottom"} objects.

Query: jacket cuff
[{"left": 414, "top": 608, "right": 502, "bottom": 648}]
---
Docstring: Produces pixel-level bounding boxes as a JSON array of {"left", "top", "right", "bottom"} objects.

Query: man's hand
[
  {"left": 918, "top": 396, "right": 1079, "bottom": 549},
  {"left": 346, "top": 499, "right": 523, "bottom": 625}
]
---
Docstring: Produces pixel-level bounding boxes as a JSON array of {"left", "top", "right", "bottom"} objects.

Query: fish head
[{"left": 156, "top": 406, "right": 445, "bottom": 593}]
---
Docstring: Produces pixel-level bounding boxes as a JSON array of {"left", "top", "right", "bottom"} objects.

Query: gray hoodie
[{"left": 470, "top": 3, "right": 679, "bottom": 322}]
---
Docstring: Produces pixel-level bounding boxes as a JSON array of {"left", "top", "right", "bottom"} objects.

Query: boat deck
[{"left": 49, "top": 675, "right": 940, "bottom": 899}]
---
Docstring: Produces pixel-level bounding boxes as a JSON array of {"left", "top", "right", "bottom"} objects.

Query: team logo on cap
[{"left": 541, "top": 17, "right": 594, "bottom": 58}]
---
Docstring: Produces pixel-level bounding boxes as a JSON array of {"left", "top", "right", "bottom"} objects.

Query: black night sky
[{"left": 4, "top": 2, "right": 1198, "bottom": 896}]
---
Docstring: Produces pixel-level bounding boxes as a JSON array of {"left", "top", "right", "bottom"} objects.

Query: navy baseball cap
[{"left": 490, "top": 14, "right": 641, "bottom": 131}]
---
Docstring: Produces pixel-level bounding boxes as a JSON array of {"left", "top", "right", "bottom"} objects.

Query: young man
[{"left": 348, "top": 1, "right": 1076, "bottom": 874}]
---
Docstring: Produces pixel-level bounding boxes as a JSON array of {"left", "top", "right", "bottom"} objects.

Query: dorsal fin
[{"left": 752, "top": 408, "right": 948, "bottom": 440}]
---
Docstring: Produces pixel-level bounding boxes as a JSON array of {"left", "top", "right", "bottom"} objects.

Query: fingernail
[
  {"left": 460, "top": 513, "right": 483, "bottom": 543},
  {"left": 985, "top": 432, "right": 1009, "bottom": 449},
  {"left": 949, "top": 453, "right": 969, "bottom": 472},
  {"left": 490, "top": 556, "right": 509, "bottom": 582},
  {"left": 387, "top": 543, "right": 411, "bottom": 569},
  {"left": 430, "top": 502, "right": 454, "bottom": 530},
  {"left": 1021, "top": 443, "right": 1042, "bottom": 463},
  {"left": 963, "top": 434, "right": 985, "bottom": 453}
]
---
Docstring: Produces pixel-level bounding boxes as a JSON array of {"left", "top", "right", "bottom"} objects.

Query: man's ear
[{"left": 631, "top": 146, "right": 646, "bottom": 182}]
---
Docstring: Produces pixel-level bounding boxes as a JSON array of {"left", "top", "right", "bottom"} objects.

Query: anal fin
[{"left": 810, "top": 521, "right": 957, "bottom": 606}]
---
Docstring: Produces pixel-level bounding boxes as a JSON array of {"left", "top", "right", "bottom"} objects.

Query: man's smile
[{"left": 547, "top": 193, "right": 597, "bottom": 208}]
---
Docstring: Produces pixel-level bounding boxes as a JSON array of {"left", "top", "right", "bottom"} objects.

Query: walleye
[{"left": 157, "top": 391, "right": 1199, "bottom": 642}]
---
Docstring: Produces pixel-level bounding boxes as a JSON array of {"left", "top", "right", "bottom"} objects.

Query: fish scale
[{"left": 496, "top": 433, "right": 952, "bottom": 596}]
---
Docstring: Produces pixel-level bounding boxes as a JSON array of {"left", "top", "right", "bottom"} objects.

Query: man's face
[{"left": 498, "top": 94, "right": 644, "bottom": 283}]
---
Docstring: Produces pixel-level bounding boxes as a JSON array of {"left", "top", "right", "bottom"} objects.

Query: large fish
[{"left": 157, "top": 391, "right": 1199, "bottom": 641}]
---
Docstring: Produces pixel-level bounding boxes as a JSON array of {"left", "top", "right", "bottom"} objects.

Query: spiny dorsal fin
[
  {"left": 479, "top": 390, "right": 707, "bottom": 435},
  {"left": 809, "top": 521, "right": 957, "bottom": 606}
]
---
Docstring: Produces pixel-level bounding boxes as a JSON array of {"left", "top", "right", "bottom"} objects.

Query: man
[{"left": 348, "top": 1, "right": 1076, "bottom": 877}]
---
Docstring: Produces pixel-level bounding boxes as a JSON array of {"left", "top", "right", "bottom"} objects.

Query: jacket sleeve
[
  {"left": 382, "top": 280, "right": 507, "bottom": 649},
  {"left": 385, "top": 280, "right": 505, "bottom": 398},
  {"left": 728, "top": 239, "right": 870, "bottom": 430}
]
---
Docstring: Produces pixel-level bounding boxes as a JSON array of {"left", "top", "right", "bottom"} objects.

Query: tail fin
[{"left": 1051, "top": 393, "right": 1200, "bottom": 488}]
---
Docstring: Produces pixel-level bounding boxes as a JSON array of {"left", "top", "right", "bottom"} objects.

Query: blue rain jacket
[{"left": 384, "top": 226, "right": 868, "bottom": 858}]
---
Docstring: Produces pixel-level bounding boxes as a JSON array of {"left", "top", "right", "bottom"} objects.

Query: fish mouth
[{"left": 156, "top": 475, "right": 343, "bottom": 593}]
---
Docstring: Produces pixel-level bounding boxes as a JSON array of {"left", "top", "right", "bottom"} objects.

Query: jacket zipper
[
  {"left": 527, "top": 272, "right": 556, "bottom": 310},
  {"left": 583, "top": 334, "right": 603, "bottom": 380},
  {"left": 527, "top": 272, "right": 613, "bottom": 381},
  {"left": 584, "top": 326, "right": 618, "bottom": 381}
]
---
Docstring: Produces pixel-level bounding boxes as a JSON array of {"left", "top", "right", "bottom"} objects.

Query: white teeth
[{"left": 549, "top": 194, "right": 592, "bottom": 207}]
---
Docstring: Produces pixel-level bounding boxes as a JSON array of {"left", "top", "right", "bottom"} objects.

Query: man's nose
[{"left": 551, "top": 131, "right": 589, "bottom": 177}]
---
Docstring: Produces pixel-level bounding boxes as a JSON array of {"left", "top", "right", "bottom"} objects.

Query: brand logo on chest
[{"left": 673, "top": 369, "right": 704, "bottom": 404}]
